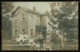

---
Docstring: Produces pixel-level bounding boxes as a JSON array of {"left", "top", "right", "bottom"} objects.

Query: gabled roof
[
  {"left": 11, "top": 6, "right": 20, "bottom": 16},
  {"left": 11, "top": 6, "right": 46, "bottom": 17}
]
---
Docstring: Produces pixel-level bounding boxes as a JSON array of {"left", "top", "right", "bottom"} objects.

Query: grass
[
  {"left": 51, "top": 43, "right": 78, "bottom": 50},
  {"left": 2, "top": 39, "right": 78, "bottom": 50}
]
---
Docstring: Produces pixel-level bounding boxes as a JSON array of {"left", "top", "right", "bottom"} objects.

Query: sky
[{"left": 13, "top": 2, "right": 52, "bottom": 14}]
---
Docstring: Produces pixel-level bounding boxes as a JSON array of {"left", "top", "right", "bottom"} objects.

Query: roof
[{"left": 12, "top": 6, "right": 46, "bottom": 17}]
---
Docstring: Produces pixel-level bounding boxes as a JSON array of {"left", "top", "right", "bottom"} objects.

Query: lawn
[{"left": 2, "top": 39, "right": 78, "bottom": 50}]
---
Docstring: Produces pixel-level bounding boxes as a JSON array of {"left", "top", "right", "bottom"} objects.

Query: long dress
[{"left": 46, "top": 35, "right": 51, "bottom": 49}]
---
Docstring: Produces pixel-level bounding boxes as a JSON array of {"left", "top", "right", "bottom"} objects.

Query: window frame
[
  {"left": 14, "top": 28, "right": 18, "bottom": 36},
  {"left": 14, "top": 17, "right": 17, "bottom": 22},
  {"left": 21, "top": 13, "right": 26, "bottom": 21},
  {"left": 21, "top": 28, "right": 26, "bottom": 34},
  {"left": 31, "top": 29, "right": 33, "bottom": 36}
]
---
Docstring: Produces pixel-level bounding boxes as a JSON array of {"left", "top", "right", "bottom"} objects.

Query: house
[{"left": 11, "top": 6, "right": 53, "bottom": 42}]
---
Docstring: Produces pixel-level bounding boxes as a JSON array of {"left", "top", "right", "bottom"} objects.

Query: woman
[{"left": 46, "top": 33, "right": 51, "bottom": 50}]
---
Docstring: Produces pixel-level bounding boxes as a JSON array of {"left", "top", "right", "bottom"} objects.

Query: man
[{"left": 38, "top": 32, "right": 44, "bottom": 48}]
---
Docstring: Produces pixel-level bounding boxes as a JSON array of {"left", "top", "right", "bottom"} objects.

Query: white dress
[{"left": 46, "top": 35, "right": 51, "bottom": 49}]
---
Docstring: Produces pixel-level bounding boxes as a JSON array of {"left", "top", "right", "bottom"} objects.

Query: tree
[
  {"left": 50, "top": 2, "right": 78, "bottom": 43},
  {"left": 2, "top": 2, "right": 14, "bottom": 39}
]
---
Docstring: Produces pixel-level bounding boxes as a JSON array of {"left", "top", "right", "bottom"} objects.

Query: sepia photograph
[{"left": 2, "top": 2, "right": 78, "bottom": 50}]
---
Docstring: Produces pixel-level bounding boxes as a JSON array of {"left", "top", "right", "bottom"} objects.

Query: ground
[{"left": 2, "top": 39, "right": 78, "bottom": 50}]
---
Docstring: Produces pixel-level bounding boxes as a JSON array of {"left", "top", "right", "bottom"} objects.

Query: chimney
[{"left": 33, "top": 6, "right": 36, "bottom": 11}]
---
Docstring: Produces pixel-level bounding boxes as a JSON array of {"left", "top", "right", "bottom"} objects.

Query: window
[
  {"left": 22, "top": 14, "right": 25, "bottom": 21},
  {"left": 31, "top": 14, "right": 33, "bottom": 18},
  {"left": 48, "top": 30, "right": 50, "bottom": 35},
  {"left": 51, "top": 31, "right": 53, "bottom": 35},
  {"left": 14, "top": 17, "right": 17, "bottom": 22},
  {"left": 31, "top": 14, "right": 33, "bottom": 20},
  {"left": 14, "top": 29, "right": 18, "bottom": 36},
  {"left": 47, "top": 33, "right": 49, "bottom": 35},
  {"left": 37, "top": 20, "right": 38, "bottom": 22},
  {"left": 22, "top": 28, "right": 25, "bottom": 34},
  {"left": 15, "top": 19, "right": 17, "bottom": 22},
  {"left": 31, "top": 29, "right": 33, "bottom": 35}
]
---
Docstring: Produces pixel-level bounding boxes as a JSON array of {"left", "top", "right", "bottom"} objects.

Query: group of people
[
  {"left": 16, "top": 32, "right": 34, "bottom": 45},
  {"left": 16, "top": 32, "right": 51, "bottom": 49}
]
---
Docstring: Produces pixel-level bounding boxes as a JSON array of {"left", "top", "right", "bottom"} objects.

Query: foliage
[
  {"left": 2, "top": 2, "right": 14, "bottom": 39},
  {"left": 50, "top": 2, "right": 78, "bottom": 41}
]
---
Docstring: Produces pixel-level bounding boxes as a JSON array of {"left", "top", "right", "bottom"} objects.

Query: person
[
  {"left": 46, "top": 33, "right": 51, "bottom": 50},
  {"left": 38, "top": 32, "right": 44, "bottom": 49},
  {"left": 15, "top": 33, "right": 23, "bottom": 45}
]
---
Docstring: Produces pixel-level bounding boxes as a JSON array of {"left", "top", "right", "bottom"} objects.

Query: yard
[{"left": 2, "top": 39, "right": 78, "bottom": 50}]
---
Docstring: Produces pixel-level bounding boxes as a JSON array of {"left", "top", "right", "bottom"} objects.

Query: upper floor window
[
  {"left": 22, "top": 14, "right": 26, "bottom": 21},
  {"left": 15, "top": 19, "right": 17, "bottom": 22},
  {"left": 31, "top": 14, "right": 33, "bottom": 21},
  {"left": 14, "top": 17, "right": 17, "bottom": 22},
  {"left": 31, "top": 14, "right": 33, "bottom": 18},
  {"left": 31, "top": 29, "right": 33, "bottom": 35},
  {"left": 37, "top": 20, "right": 39, "bottom": 22}
]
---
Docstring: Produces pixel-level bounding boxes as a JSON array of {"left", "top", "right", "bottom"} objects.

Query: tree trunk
[{"left": 61, "top": 30, "right": 64, "bottom": 48}]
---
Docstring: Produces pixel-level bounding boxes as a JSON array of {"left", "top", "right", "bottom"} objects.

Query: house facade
[{"left": 12, "top": 6, "right": 53, "bottom": 41}]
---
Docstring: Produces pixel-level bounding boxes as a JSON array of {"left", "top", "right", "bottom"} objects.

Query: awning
[{"left": 36, "top": 25, "right": 46, "bottom": 33}]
